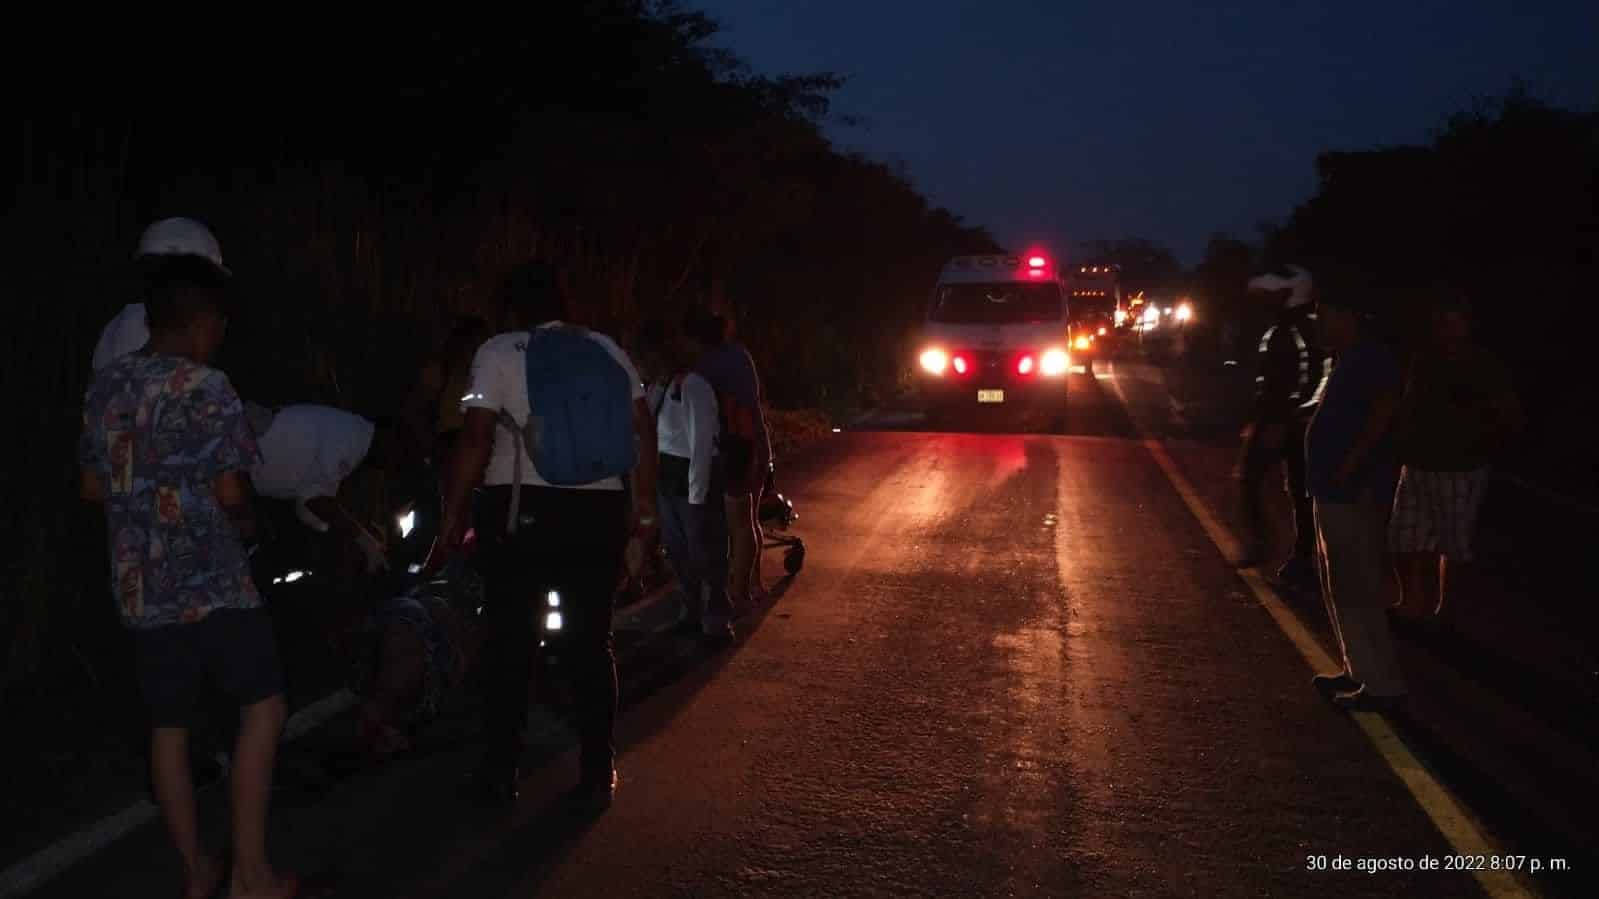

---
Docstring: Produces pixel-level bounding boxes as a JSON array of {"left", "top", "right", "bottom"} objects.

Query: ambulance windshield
[{"left": 929, "top": 282, "right": 1064, "bottom": 325}]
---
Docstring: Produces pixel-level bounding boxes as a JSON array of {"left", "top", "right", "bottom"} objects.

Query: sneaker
[
  {"left": 1312, "top": 672, "right": 1360, "bottom": 697},
  {"left": 574, "top": 765, "right": 618, "bottom": 810},
  {"left": 1331, "top": 688, "right": 1407, "bottom": 714}
]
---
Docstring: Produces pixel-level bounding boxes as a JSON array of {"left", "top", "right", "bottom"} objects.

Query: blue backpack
[{"left": 518, "top": 325, "right": 637, "bottom": 486}]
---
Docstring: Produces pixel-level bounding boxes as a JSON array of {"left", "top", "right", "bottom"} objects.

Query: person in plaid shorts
[{"left": 1389, "top": 293, "right": 1523, "bottom": 622}]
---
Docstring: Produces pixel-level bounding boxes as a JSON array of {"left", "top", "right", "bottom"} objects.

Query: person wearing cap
[
  {"left": 1306, "top": 285, "right": 1407, "bottom": 713},
  {"left": 1237, "top": 264, "right": 1327, "bottom": 590},
  {"left": 92, "top": 217, "right": 231, "bottom": 372},
  {"left": 80, "top": 253, "right": 300, "bottom": 899}
]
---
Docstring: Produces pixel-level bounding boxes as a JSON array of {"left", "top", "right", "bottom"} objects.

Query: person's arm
[
  {"left": 1337, "top": 389, "right": 1400, "bottom": 481},
  {"left": 440, "top": 407, "right": 496, "bottom": 547},
  {"left": 1336, "top": 361, "right": 1402, "bottom": 483},
  {"left": 79, "top": 466, "right": 104, "bottom": 504},
  {"left": 632, "top": 397, "right": 659, "bottom": 528},
  {"left": 301, "top": 493, "right": 385, "bottom": 567},
  {"left": 198, "top": 370, "right": 263, "bottom": 544},
  {"left": 78, "top": 406, "right": 106, "bottom": 503},
  {"left": 599, "top": 334, "right": 657, "bottom": 531},
  {"left": 684, "top": 376, "right": 718, "bottom": 506},
  {"left": 440, "top": 340, "right": 503, "bottom": 548},
  {"left": 216, "top": 471, "right": 258, "bottom": 543}
]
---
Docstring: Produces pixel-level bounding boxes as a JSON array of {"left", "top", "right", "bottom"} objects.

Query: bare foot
[
  {"left": 185, "top": 855, "right": 226, "bottom": 899},
  {"left": 229, "top": 872, "right": 298, "bottom": 899}
]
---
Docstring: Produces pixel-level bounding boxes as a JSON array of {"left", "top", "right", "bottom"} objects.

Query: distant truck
[{"left": 1067, "top": 263, "right": 1122, "bottom": 370}]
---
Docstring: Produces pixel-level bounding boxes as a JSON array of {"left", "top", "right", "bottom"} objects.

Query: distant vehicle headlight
[{"left": 1041, "top": 348, "right": 1071, "bottom": 376}]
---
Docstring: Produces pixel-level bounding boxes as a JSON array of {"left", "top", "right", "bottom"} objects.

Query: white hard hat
[
  {"left": 135, "top": 217, "right": 231, "bottom": 276},
  {"left": 1247, "top": 264, "right": 1312, "bottom": 308}
]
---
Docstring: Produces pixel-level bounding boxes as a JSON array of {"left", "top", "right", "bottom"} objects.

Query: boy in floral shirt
[{"left": 80, "top": 254, "right": 297, "bottom": 899}]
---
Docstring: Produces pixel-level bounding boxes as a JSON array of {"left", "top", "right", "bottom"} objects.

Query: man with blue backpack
[{"left": 439, "top": 260, "right": 657, "bottom": 806}]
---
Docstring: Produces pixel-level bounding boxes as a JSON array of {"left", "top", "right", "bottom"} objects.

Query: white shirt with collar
[
  {"left": 649, "top": 371, "right": 719, "bottom": 505},
  {"left": 461, "top": 322, "right": 645, "bottom": 490},
  {"left": 251, "top": 404, "right": 376, "bottom": 502}
]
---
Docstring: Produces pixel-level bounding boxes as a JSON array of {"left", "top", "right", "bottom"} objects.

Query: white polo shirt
[
  {"left": 252, "top": 405, "right": 376, "bottom": 502},
  {"left": 92, "top": 304, "right": 151, "bottom": 371},
  {"left": 648, "top": 371, "right": 719, "bottom": 505},
  {"left": 462, "top": 323, "right": 645, "bottom": 490}
]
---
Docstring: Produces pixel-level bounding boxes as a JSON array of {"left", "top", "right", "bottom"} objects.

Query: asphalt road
[{"left": 26, "top": 362, "right": 1590, "bottom": 898}]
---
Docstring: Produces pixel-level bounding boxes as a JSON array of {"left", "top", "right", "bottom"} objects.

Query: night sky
[{"left": 693, "top": 0, "right": 1599, "bottom": 264}]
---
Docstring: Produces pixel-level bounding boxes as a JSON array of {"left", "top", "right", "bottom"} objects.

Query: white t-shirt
[
  {"left": 462, "top": 323, "right": 645, "bottom": 490},
  {"left": 648, "top": 372, "right": 719, "bottom": 505},
  {"left": 251, "top": 404, "right": 376, "bottom": 502},
  {"left": 91, "top": 304, "right": 151, "bottom": 371}
]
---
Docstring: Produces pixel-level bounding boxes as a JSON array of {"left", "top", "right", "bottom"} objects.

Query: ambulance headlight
[{"left": 1040, "top": 348, "right": 1071, "bottom": 376}]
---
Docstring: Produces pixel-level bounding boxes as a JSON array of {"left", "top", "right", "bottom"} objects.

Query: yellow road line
[{"left": 1103, "top": 365, "right": 1539, "bottom": 899}]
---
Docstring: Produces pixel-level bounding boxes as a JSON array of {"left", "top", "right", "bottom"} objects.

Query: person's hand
[
  {"left": 632, "top": 505, "right": 659, "bottom": 540},
  {"left": 439, "top": 503, "right": 469, "bottom": 551},
  {"left": 623, "top": 536, "right": 647, "bottom": 580}
]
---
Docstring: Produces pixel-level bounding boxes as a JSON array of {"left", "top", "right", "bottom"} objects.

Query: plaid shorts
[{"left": 1387, "top": 466, "right": 1490, "bottom": 561}]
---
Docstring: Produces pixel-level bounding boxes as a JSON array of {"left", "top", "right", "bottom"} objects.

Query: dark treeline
[
  {"left": 1193, "top": 89, "right": 1599, "bottom": 493},
  {"left": 1, "top": 5, "right": 997, "bottom": 695}
]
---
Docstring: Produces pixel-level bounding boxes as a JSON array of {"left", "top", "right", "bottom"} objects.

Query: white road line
[{"left": 1102, "top": 368, "right": 1541, "bottom": 899}]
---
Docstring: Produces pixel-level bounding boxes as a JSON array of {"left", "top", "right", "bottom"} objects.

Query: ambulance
[{"left": 916, "top": 253, "right": 1072, "bottom": 426}]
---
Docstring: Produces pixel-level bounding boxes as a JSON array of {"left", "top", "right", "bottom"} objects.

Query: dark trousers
[
  {"left": 1241, "top": 419, "right": 1315, "bottom": 562},
  {"left": 657, "top": 456, "right": 733, "bottom": 626},
  {"left": 474, "top": 484, "right": 628, "bottom": 777}
]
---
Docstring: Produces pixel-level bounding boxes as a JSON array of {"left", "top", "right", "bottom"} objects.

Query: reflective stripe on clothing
[{"left": 1258, "top": 324, "right": 1314, "bottom": 403}]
